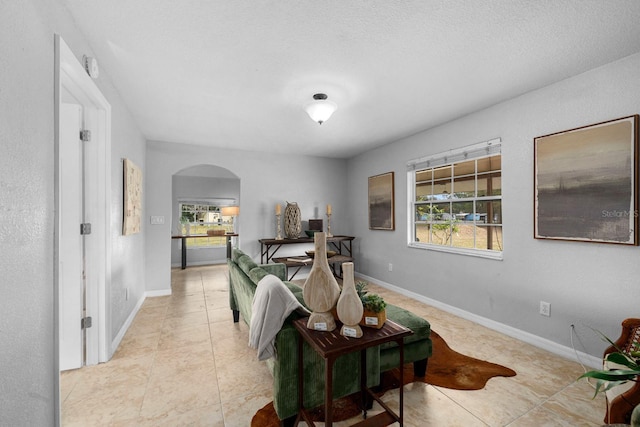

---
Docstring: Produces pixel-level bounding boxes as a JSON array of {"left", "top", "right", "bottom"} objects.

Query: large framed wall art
[
  {"left": 534, "top": 115, "right": 639, "bottom": 245},
  {"left": 368, "top": 171, "right": 395, "bottom": 230},
  {"left": 123, "top": 158, "right": 142, "bottom": 235}
]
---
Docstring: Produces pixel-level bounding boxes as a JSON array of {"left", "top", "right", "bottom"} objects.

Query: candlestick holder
[
  {"left": 276, "top": 213, "right": 283, "bottom": 240},
  {"left": 326, "top": 213, "right": 333, "bottom": 237}
]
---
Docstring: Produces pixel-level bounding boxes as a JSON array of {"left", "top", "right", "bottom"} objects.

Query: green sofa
[{"left": 228, "top": 247, "right": 432, "bottom": 425}]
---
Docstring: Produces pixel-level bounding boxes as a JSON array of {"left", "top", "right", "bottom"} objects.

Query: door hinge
[
  {"left": 80, "top": 129, "right": 91, "bottom": 142},
  {"left": 81, "top": 316, "right": 92, "bottom": 329},
  {"left": 80, "top": 223, "right": 92, "bottom": 235}
]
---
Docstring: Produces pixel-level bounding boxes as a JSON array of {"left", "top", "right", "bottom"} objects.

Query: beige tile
[
  {"left": 385, "top": 383, "right": 488, "bottom": 427},
  {"left": 172, "top": 281, "right": 207, "bottom": 294},
  {"left": 208, "top": 306, "right": 233, "bottom": 324},
  {"left": 61, "top": 264, "right": 607, "bottom": 427},
  {"left": 215, "top": 355, "right": 273, "bottom": 403},
  {"left": 169, "top": 292, "right": 206, "bottom": 305},
  {"left": 166, "top": 299, "right": 208, "bottom": 316},
  {"left": 152, "top": 341, "right": 215, "bottom": 376},
  {"left": 112, "top": 404, "right": 225, "bottom": 427},
  {"left": 59, "top": 368, "right": 82, "bottom": 403},
  {"left": 62, "top": 389, "right": 145, "bottom": 426},
  {"left": 507, "top": 404, "right": 600, "bottom": 427},
  {"left": 139, "top": 365, "right": 220, "bottom": 420},
  {"left": 539, "top": 380, "right": 606, "bottom": 426},
  {"left": 163, "top": 309, "right": 210, "bottom": 330},
  {"left": 158, "top": 323, "right": 212, "bottom": 351},
  {"left": 141, "top": 295, "right": 172, "bottom": 308},
  {"left": 205, "top": 289, "right": 229, "bottom": 309},
  {"left": 113, "top": 329, "right": 161, "bottom": 360},
  {"left": 433, "top": 374, "right": 543, "bottom": 425},
  {"left": 220, "top": 389, "right": 274, "bottom": 426}
]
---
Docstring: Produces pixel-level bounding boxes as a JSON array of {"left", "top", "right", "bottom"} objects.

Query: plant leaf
[{"left": 606, "top": 352, "right": 640, "bottom": 369}]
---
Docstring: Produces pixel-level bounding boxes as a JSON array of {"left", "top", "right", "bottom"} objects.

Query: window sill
[{"left": 408, "top": 242, "right": 503, "bottom": 260}]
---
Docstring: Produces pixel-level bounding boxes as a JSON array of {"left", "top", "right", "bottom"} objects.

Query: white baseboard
[
  {"left": 145, "top": 289, "right": 172, "bottom": 297},
  {"left": 171, "top": 260, "right": 227, "bottom": 268},
  {"left": 110, "top": 295, "right": 146, "bottom": 356},
  {"left": 356, "top": 272, "right": 602, "bottom": 370},
  {"left": 110, "top": 289, "right": 173, "bottom": 357}
]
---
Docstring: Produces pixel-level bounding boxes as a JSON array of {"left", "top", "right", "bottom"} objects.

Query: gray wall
[
  {"left": 347, "top": 52, "right": 640, "bottom": 359},
  {"left": 0, "top": 0, "right": 146, "bottom": 424},
  {"left": 146, "top": 140, "right": 348, "bottom": 292},
  {"left": 171, "top": 174, "right": 240, "bottom": 266}
]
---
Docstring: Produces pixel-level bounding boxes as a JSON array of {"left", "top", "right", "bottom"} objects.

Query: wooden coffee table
[{"left": 293, "top": 318, "right": 412, "bottom": 426}]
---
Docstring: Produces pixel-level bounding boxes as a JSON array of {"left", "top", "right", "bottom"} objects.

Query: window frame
[
  {"left": 179, "top": 202, "right": 233, "bottom": 249},
  {"left": 407, "top": 138, "right": 503, "bottom": 260}
]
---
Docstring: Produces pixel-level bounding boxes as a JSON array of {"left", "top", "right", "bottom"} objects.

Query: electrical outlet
[
  {"left": 388, "top": 263, "right": 393, "bottom": 272},
  {"left": 539, "top": 301, "right": 550, "bottom": 317},
  {"left": 150, "top": 215, "right": 165, "bottom": 225}
]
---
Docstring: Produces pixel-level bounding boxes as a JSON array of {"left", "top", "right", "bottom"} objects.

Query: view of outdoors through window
[
  {"left": 412, "top": 154, "right": 502, "bottom": 253},
  {"left": 179, "top": 203, "right": 234, "bottom": 248}
]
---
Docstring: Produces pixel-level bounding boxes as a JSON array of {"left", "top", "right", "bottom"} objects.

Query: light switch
[{"left": 150, "top": 215, "right": 165, "bottom": 225}]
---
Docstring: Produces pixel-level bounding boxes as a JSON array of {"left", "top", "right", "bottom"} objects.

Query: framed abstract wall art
[
  {"left": 123, "top": 158, "right": 142, "bottom": 235},
  {"left": 534, "top": 115, "right": 639, "bottom": 245},
  {"left": 368, "top": 171, "right": 395, "bottom": 230}
]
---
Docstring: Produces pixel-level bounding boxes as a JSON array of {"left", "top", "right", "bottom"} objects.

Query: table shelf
[
  {"left": 260, "top": 235, "right": 355, "bottom": 280},
  {"left": 293, "top": 318, "right": 412, "bottom": 426}
]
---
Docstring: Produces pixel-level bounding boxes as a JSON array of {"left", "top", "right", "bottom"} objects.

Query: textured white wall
[
  {"left": 146, "top": 141, "right": 348, "bottom": 293},
  {"left": 347, "top": 52, "right": 640, "bottom": 359},
  {"left": 0, "top": 1, "right": 146, "bottom": 424},
  {"left": 0, "top": 2, "right": 57, "bottom": 424}
]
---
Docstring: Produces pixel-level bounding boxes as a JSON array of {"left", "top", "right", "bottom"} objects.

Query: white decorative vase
[
  {"left": 336, "top": 262, "right": 363, "bottom": 338},
  {"left": 302, "top": 232, "right": 341, "bottom": 331},
  {"left": 284, "top": 202, "right": 301, "bottom": 239}
]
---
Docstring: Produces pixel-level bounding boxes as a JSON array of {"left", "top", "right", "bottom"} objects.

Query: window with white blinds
[{"left": 407, "top": 138, "right": 503, "bottom": 259}]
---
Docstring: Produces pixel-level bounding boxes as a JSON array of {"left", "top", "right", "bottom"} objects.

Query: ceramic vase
[
  {"left": 336, "top": 262, "right": 363, "bottom": 338},
  {"left": 284, "top": 202, "right": 301, "bottom": 239},
  {"left": 302, "top": 232, "right": 341, "bottom": 331}
]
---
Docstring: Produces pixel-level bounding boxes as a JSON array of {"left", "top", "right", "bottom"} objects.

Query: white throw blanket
[{"left": 249, "top": 274, "right": 309, "bottom": 361}]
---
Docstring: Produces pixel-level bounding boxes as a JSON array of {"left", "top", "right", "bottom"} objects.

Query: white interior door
[{"left": 59, "top": 103, "right": 84, "bottom": 371}]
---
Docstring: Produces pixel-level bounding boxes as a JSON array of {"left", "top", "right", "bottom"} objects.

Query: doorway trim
[{"left": 54, "top": 34, "right": 111, "bottom": 373}]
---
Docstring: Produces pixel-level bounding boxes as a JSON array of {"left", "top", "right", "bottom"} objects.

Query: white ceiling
[{"left": 61, "top": 0, "right": 640, "bottom": 159}]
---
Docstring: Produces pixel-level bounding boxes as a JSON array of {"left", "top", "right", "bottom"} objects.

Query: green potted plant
[
  {"left": 579, "top": 329, "right": 640, "bottom": 426},
  {"left": 356, "top": 281, "right": 387, "bottom": 329}
]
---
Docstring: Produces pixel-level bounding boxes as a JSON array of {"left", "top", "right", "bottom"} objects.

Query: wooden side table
[{"left": 293, "top": 318, "right": 412, "bottom": 426}]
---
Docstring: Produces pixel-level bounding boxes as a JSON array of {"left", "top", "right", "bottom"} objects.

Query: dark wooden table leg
[
  {"left": 326, "top": 357, "right": 334, "bottom": 426},
  {"left": 181, "top": 236, "right": 187, "bottom": 269},
  {"left": 399, "top": 338, "right": 405, "bottom": 426},
  {"left": 295, "top": 336, "right": 303, "bottom": 426},
  {"left": 360, "top": 349, "right": 367, "bottom": 419}
]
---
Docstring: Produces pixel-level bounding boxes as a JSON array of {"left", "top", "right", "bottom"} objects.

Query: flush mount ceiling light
[{"left": 304, "top": 93, "right": 337, "bottom": 125}]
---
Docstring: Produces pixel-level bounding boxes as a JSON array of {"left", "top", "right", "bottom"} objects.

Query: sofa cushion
[
  {"left": 249, "top": 266, "right": 270, "bottom": 284},
  {"left": 237, "top": 254, "right": 258, "bottom": 276},
  {"left": 380, "top": 304, "right": 431, "bottom": 349},
  {"left": 231, "top": 247, "right": 244, "bottom": 263}
]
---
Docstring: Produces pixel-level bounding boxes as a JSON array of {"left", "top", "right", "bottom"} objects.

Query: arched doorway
[{"left": 171, "top": 164, "right": 240, "bottom": 267}]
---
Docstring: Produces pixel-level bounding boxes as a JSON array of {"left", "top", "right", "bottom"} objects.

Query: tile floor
[{"left": 61, "top": 264, "right": 606, "bottom": 426}]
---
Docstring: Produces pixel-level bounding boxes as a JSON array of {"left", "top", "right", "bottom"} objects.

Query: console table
[
  {"left": 171, "top": 233, "right": 238, "bottom": 269},
  {"left": 259, "top": 235, "right": 355, "bottom": 280},
  {"left": 293, "top": 318, "right": 412, "bottom": 426}
]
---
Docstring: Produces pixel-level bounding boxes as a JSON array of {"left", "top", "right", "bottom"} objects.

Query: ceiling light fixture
[{"left": 304, "top": 93, "right": 337, "bottom": 125}]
